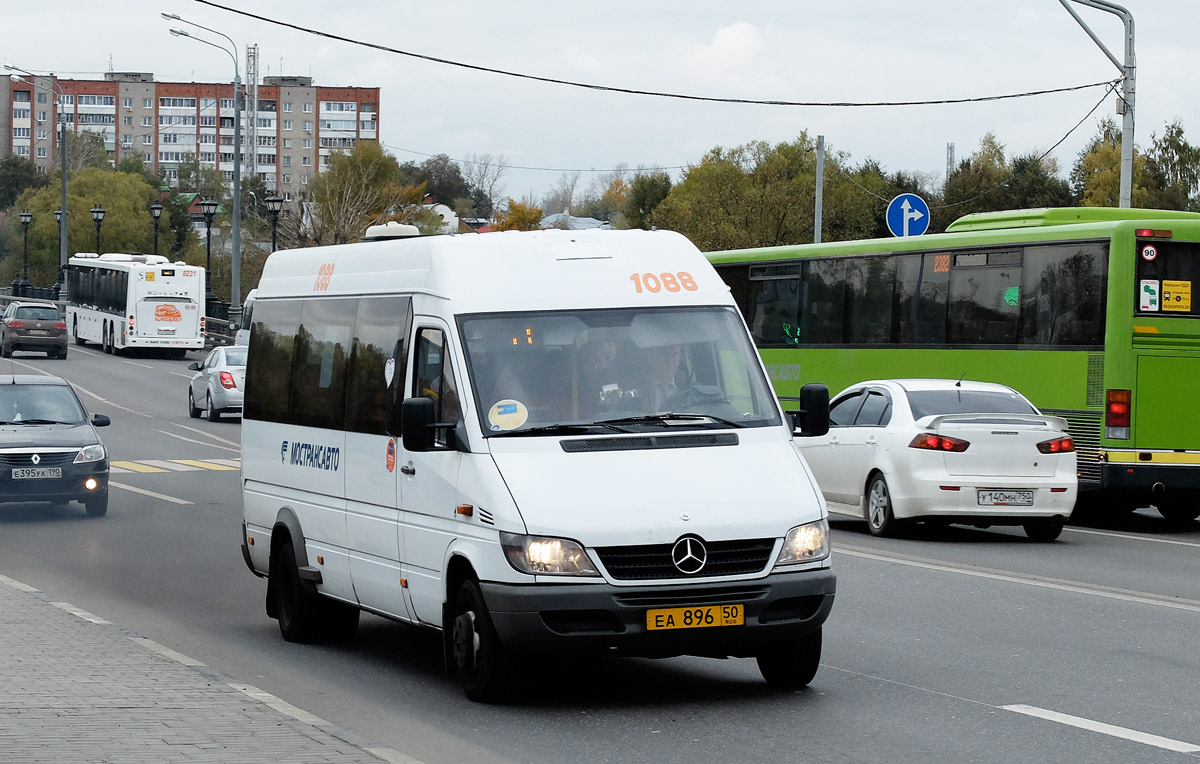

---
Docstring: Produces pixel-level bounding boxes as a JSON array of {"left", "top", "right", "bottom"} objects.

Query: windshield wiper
[
  {"left": 494, "top": 422, "right": 627, "bottom": 437},
  {"left": 596, "top": 413, "right": 746, "bottom": 428},
  {"left": 5, "top": 418, "right": 69, "bottom": 425}
]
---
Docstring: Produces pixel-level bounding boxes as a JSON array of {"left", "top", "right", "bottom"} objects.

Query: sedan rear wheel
[
  {"left": 865, "top": 474, "right": 896, "bottom": 537},
  {"left": 188, "top": 388, "right": 201, "bottom": 418},
  {"left": 1023, "top": 518, "right": 1064, "bottom": 542}
]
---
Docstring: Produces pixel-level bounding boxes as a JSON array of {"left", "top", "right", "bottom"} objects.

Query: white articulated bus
[
  {"left": 239, "top": 227, "right": 836, "bottom": 702},
  {"left": 66, "top": 253, "right": 206, "bottom": 357}
]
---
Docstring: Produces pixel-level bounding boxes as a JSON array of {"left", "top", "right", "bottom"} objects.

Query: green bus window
[
  {"left": 746, "top": 264, "right": 801, "bottom": 346},
  {"left": 894, "top": 253, "right": 948, "bottom": 345},
  {"left": 948, "top": 253, "right": 1021, "bottom": 345},
  {"left": 1020, "top": 242, "right": 1107, "bottom": 346},
  {"left": 801, "top": 259, "right": 847, "bottom": 344},
  {"left": 846, "top": 257, "right": 896, "bottom": 344},
  {"left": 1136, "top": 241, "right": 1200, "bottom": 318}
]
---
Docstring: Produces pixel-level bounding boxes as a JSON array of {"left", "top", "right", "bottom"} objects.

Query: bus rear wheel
[{"left": 1157, "top": 501, "right": 1199, "bottom": 523}]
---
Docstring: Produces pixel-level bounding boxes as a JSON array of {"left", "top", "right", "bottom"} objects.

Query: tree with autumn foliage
[{"left": 493, "top": 199, "right": 544, "bottom": 231}]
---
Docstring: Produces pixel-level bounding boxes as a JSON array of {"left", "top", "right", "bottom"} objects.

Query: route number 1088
[{"left": 630, "top": 272, "right": 698, "bottom": 294}]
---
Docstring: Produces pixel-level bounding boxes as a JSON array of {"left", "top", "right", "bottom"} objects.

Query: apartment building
[{"left": 2, "top": 71, "right": 379, "bottom": 202}]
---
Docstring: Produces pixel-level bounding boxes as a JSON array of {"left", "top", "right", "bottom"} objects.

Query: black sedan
[{"left": 0, "top": 375, "right": 111, "bottom": 516}]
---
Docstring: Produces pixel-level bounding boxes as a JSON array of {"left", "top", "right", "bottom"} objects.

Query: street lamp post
[
  {"left": 91, "top": 205, "right": 105, "bottom": 255},
  {"left": 201, "top": 198, "right": 218, "bottom": 303},
  {"left": 149, "top": 202, "right": 164, "bottom": 256},
  {"left": 266, "top": 195, "right": 283, "bottom": 252},
  {"left": 18, "top": 210, "right": 33, "bottom": 295},
  {"left": 54, "top": 209, "right": 64, "bottom": 298},
  {"left": 4, "top": 66, "right": 69, "bottom": 297},
  {"left": 163, "top": 13, "right": 242, "bottom": 320}
]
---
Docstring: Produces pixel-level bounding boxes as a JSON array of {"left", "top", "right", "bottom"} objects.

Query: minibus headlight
[
  {"left": 775, "top": 518, "right": 830, "bottom": 566},
  {"left": 74, "top": 444, "right": 107, "bottom": 464},
  {"left": 500, "top": 532, "right": 600, "bottom": 576}
]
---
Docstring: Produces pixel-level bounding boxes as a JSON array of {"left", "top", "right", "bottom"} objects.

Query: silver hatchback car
[{"left": 187, "top": 345, "right": 246, "bottom": 421}]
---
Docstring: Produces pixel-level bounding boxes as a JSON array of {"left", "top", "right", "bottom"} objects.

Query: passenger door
[
  {"left": 344, "top": 297, "right": 413, "bottom": 621},
  {"left": 832, "top": 388, "right": 893, "bottom": 511},
  {"left": 796, "top": 389, "right": 865, "bottom": 511},
  {"left": 399, "top": 323, "right": 466, "bottom": 626}
]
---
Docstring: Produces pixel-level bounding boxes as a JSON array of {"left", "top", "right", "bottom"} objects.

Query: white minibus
[{"left": 240, "top": 227, "right": 835, "bottom": 701}]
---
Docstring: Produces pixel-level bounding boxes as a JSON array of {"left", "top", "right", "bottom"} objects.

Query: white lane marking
[
  {"left": 9, "top": 358, "right": 54, "bottom": 376},
  {"left": 155, "top": 429, "right": 241, "bottom": 453},
  {"left": 167, "top": 371, "right": 194, "bottom": 379},
  {"left": 141, "top": 459, "right": 202, "bottom": 471},
  {"left": 49, "top": 601, "right": 112, "bottom": 624},
  {"left": 836, "top": 546, "right": 1200, "bottom": 613},
  {"left": 169, "top": 421, "right": 241, "bottom": 447},
  {"left": 128, "top": 637, "right": 206, "bottom": 666},
  {"left": 208, "top": 458, "right": 242, "bottom": 467},
  {"left": 229, "top": 684, "right": 327, "bottom": 726},
  {"left": 1002, "top": 705, "right": 1200, "bottom": 753},
  {"left": 1068, "top": 526, "right": 1200, "bottom": 549},
  {"left": 109, "top": 465, "right": 132, "bottom": 474},
  {"left": 119, "top": 358, "right": 153, "bottom": 369},
  {"left": 108, "top": 481, "right": 192, "bottom": 505}
]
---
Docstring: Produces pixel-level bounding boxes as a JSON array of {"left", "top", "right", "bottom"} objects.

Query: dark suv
[
  {"left": 0, "top": 375, "right": 111, "bottom": 516},
  {"left": 1, "top": 301, "right": 68, "bottom": 359}
]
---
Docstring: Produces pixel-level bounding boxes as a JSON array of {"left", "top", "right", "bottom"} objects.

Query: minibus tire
[
  {"left": 452, "top": 579, "right": 510, "bottom": 703},
  {"left": 756, "top": 628, "right": 822, "bottom": 688},
  {"left": 321, "top": 600, "right": 360, "bottom": 643},
  {"left": 273, "top": 540, "right": 321, "bottom": 643}
]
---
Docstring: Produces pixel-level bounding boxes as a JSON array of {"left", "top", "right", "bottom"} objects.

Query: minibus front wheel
[
  {"left": 756, "top": 627, "right": 822, "bottom": 688},
  {"left": 452, "top": 579, "right": 512, "bottom": 703},
  {"left": 272, "top": 539, "right": 322, "bottom": 643}
]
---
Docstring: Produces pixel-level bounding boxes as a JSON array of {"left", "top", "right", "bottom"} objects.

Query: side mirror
[
  {"left": 187, "top": 362, "right": 200, "bottom": 371},
  {"left": 401, "top": 397, "right": 436, "bottom": 452},
  {"left": 92, "top": 413, "right": 111, "bottom": 427},
  {"left": 788, "top": 383, "right": 829, "bottom": 438}
]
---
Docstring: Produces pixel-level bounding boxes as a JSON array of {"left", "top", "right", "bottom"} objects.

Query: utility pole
[
  {"left": 813, "top": 135, "right": 825, "bottom": 244},
  {"left": 1059, "top": 0, "right": 1135, "bottom": 208}
]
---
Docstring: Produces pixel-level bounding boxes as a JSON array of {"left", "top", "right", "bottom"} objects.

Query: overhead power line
[{"left": 194, "top": 0, "right": 1115, "bottom": 108}]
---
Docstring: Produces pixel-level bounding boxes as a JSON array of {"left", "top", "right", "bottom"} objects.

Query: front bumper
[
  {"left": 480, "top": 568, "right": 835, "bottom": 659},
  {"left": 0, "top": 461, "right": 109, "bottom": 504}
]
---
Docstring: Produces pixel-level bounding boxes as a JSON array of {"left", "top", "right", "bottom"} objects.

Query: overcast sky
[{"left": 7, "top": 1, "right": 1198, "bottom": 207}]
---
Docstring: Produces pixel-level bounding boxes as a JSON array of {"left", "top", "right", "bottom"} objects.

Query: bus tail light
[
  {"left": 219, "top": 371, "right": 237, "bottom": 389},
  {"left": 909, "top": 433, "right": 970, "bottom": 452},
  {"left": 1037, "top": 436, "right": 1075, "bottom": 454},
  {"left": 1135, "top": 228, "right": 1172, "bottom": 238},
  {"left": 201, "top": 316, "right": 207, "bottom": 338},
  {"left": 1106, "top": 389, "right": 1131, "bottom": 440}
]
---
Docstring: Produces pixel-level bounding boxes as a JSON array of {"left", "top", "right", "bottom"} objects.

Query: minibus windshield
[{"left": 459, "top": 306, "right": 781, "bottom": 435}]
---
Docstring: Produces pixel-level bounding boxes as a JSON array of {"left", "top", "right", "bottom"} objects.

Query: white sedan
[{"left": 796, "top": 379, "right": 1077, "bottom": 541}]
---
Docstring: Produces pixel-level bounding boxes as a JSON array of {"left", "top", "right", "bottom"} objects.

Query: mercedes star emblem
[{"left": 671, "top": 536, "right": 707, "bottom": 575}]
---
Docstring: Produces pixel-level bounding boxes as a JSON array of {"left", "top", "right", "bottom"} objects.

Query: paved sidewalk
[{"left": 0, "top": 573, "right": 409, "bottom": 764}]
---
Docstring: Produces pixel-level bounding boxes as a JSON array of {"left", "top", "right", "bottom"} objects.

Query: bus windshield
[{"left": 459, "top": 306, "right": 781, "bottom": 434}]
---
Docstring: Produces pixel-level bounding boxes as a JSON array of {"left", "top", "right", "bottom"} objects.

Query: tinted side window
[
  {"left": 854, "top": 391, "right": 890, "bottom": 426},
  {"left": 292, "top": 299, "right": 355, "bottom": 430},
  {"left": 845, "top": 258, "right": 895, "bottom": 344},
  {"left": 244, "top": 299, "right": 301, "bottom": 424},
  {"left": 948, "top": 251, "right": 1021, "bottom": 345},
  {"left": 829, "top": 391, "right": 864, "bottom": 427},
  {"left": 345, "top": 296, "right": 412, "bottom": 436},
  {"left": 800, "top": 259, "right": 846, "bottom": 344},
  {"left": 414, "top": 328, "right": 462, "bottom": 447},
  {"left": 1020, "top": 242, "right": 1107, "bottom": 346},
  {"left": 895, "top": 253, "right": 949, "bottom": 344},
  {"left": 746, "top": 265, "right": 801, "bottom": 346}
]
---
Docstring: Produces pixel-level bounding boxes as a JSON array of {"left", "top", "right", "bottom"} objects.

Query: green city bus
[{"left": 707, "top": 207, "right": 1200, "bottom": 521}]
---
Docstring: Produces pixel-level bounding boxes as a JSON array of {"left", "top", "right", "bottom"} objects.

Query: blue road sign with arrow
[{"left": 886, "top": 193, "right": 930, "bottom": 237}]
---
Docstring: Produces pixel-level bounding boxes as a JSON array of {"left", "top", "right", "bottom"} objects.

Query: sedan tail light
[
  {"left": 219, "top": 371, "right": 237, "bottom": 389},
  {"left": 1037, "top": 436, "right": 1075, "bottom": 454},
  {"left": 909, "top": 433, "right": 970, "bottom": 452}
]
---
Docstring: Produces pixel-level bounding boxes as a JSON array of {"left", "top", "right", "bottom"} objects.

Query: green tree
[
  {"left": 0, "top": 155, "right": 48, "bottom": 209},
  {"left": 310, "top": 142, "right": 433, "bottom": 245},
  {"left": 1071, "top": 118, "right": 1155, "bottom": 208},
  {"left": 624, "top": 171, "right": 672, "bottom": 230},
  {"left": 175, "top": 154, "right": 227, "bottom": 203},
  {"left": 416, "top": 153, "right": 471, "bottom": 207},
  {"left": 1145, "top": 120, "right": 1200, "bottom": 210},
  {"left": 7, "top": 167, "right": 163, "bottom": 286},
  {"left": 64, "top": 130, "right": 112, "bottom": 173}
]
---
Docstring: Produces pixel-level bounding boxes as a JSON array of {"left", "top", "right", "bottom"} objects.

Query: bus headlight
[
  {"left": 775, "top": 518, "right": 830, "bottom": 566},
  {"left": 500, "top": 532, "right": 600, "bottom": 576},
  {"left": 74, "top": 444, "right": 107, "bottom": 464}
]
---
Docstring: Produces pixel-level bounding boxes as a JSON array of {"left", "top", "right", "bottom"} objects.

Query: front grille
[
  {"left": 0, "top": 452, "right": 77, "bottom": 467},
  {"left": 595, "top": 538, "right": 775, "bottom": 581},
  {"left": 1042, "top": 408, "right": 1102, "bottom": 486}
]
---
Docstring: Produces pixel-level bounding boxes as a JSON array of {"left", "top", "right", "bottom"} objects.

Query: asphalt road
[{"left": 1, "top": 344, "right": 1198, "bottom": 764}]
